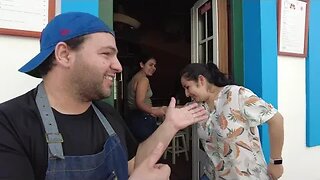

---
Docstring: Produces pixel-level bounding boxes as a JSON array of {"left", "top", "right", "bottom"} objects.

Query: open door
[
  {"left": 191, "top": 0, "right": 219, "bottom": 65},
  {"left": 191, "top": 0, "right": 219, "bottom": 179}
]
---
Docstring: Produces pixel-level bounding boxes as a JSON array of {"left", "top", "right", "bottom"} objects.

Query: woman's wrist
[{"left": 270, "top": 157, "right": 283, "bottom": 165}]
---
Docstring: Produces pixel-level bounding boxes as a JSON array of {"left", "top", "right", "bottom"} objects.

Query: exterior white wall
[
  {"left": 278, "top": 56, "right": 320, "bottom": 180},
  {"left": 0, "top": 35, "right": 41, "bottom": 102},
  {"left": 0, "top": 0, "right": 61, "bottom": 103}
]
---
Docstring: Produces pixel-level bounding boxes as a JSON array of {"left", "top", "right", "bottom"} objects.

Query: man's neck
[{"left": 42, "top": 80, "right": 91, "bottom": 115}]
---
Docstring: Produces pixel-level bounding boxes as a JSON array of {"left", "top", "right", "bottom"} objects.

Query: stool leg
[
  {"left": 172, "top": 137, "right": 176, "bottom": 164},
  {"left": 185, "top": 128, "right": 190, "bottom": 151},
  {"left": 177, "top": 137, "right": 180, "bottom": 157},
  {"left": 182, "top": 135, "right": 189, "bottom": 161},
  {"left": 163, "top": 148, "right": 168, "bottom": 159}
]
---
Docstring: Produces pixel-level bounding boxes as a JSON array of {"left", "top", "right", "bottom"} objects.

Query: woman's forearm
[{"left": 268, "top": 112, "right": 284, "bottom": 159}]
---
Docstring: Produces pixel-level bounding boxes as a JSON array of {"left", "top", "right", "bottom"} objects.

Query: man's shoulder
[
  {"left": 0, "top": 89, "right": 37, "bottom": 113},
  {"left": 0, "top": 88, "right": 39, "bottom": 127}
]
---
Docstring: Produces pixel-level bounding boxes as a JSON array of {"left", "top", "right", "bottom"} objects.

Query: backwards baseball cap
[{"left": 19, "top": 12, "right": 114, "bottom": 78}]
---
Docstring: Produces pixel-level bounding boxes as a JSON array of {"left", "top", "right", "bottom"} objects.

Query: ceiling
[{"left": 114, "top": 0, "right": 198, "bottom": 30}]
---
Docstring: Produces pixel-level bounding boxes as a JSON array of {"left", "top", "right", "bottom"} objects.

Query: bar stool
[{"left": 164, "top": 130, "right": 189, "bottom": 164}]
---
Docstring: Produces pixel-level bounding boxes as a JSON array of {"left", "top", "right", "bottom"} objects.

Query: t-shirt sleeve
[
  {"left": 0, "top": 110, "right": 35, "bottom": 179},
  {"left": 238, "top": 87, "right": 277, "bottom": 127}
]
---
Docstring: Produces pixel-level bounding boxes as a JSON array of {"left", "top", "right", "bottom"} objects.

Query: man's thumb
[{"left": 168, "top": 97, "right": 176, "bottom": 108}]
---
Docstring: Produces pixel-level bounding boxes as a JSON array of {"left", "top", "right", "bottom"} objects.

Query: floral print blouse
[{"left": 198, "top": 85, "right": 277, "bottom": 180}]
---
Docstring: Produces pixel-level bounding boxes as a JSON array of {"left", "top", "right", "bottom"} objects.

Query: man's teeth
[{"left": 104, "top": 76, "right": 113, "bottom": 80}]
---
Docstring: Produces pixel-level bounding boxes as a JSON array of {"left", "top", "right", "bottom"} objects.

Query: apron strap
[
  {"left": 36, "top": 82, "right": 64, "bottom": 159},
  {"left": 92, "top": 104, "right": 115, "bottom": 136}
]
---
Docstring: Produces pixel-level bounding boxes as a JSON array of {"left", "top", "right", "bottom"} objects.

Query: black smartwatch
[{"left": 270, "top": 158, "right": 282, "bottom": 165}]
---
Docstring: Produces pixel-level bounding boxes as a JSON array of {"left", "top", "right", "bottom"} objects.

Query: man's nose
[{"left": 112, "top": 57, "right": 122, "bottom": 73}]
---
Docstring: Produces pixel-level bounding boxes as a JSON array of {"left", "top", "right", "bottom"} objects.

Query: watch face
[{"left": 273, "top": 159, "right": 282, "bottom": 165}]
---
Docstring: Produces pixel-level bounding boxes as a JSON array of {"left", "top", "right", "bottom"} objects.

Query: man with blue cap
[{"left": 0, "top": 12, "right": 208, "bottom": 179}]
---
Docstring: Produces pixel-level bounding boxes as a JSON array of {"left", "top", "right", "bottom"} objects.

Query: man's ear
[{"left": 54, "top": 42, "right": 71, "bottom": 67}]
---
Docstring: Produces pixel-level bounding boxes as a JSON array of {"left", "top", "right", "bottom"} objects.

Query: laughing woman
[
  {"left": 127, "top": 53, "right": 167, "bottom": 143},
  {"left": 180, "top": 63, "right": 284, "bottom": 180}
]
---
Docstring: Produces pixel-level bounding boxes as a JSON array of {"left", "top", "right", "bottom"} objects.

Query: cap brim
[{"left": 18, "top": 47, "right": 55, "bottom": 78}]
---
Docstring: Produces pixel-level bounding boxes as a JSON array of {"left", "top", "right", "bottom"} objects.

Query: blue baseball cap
[{"left": 19, "top": 12, "right": 114, "bottom": 78}]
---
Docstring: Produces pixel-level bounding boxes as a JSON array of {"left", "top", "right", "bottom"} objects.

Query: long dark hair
[
  {"left": 180, "top": 63, "right": 234, "bottom": 87},
  {"left": 127, "top": 51, "right": 155, "bottom": 82}
]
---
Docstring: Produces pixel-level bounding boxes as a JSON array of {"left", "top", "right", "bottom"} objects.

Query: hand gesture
[
  {"left": 164, "top": 97, "right": 208, "bottom": 131},
  {"left": 129, "top": 143, "right": 170, "bottom": 180}
]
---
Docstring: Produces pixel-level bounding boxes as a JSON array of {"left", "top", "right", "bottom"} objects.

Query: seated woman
[{"left": 127, "top": 53, "right": 166, "bottom": 142}]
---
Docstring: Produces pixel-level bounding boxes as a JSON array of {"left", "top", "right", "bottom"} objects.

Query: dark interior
[{"left": 113, "top": 0, "right": 198, "bottom": 119}]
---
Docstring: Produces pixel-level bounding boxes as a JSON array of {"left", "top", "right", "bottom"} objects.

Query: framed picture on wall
[
  {"left": 278, "top": 0, "right": 309, "bottom": 57},
  {"left": 0, "top": 0, "right": 55, "bottom": 38}
]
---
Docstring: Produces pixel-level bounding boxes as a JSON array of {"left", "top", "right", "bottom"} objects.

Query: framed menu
[
  {"left": 0, "top": 0, "right": 55, "bottom": 38},
  {"left": 278, "top": 0, "right": 309, "bottom": 57}
]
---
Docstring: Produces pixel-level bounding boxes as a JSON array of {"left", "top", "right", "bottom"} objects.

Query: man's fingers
[
  {"left": 168, "top": 97, "right": 176, "bottom": 108},
  {"left": 148, "top": 143, "right": 165, "bottom": 166}
]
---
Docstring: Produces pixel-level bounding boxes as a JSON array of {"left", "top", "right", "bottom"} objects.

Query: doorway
[
  {"left": 113, "top": 0, "right": 199, "bottom": 119},
  {"left": 113, "top": 0, "right": 231, "bottom": 179}
]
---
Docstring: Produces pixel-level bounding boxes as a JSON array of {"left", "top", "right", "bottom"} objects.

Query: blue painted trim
[
  {"left": 243, "top": 0, "right": 278, "bottom": 163},
  {"left": 242, "top": 1, "right": 262, "bottom": 95},
  {"left": 61, "top": 0, "right": 99, "bottom": 16},
  {"left": 306, "top": 0, "right": 320, "bottom": 147}
]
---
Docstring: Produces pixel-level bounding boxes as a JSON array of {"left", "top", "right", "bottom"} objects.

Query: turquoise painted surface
[
  {"left": 306, "top": 0, "right": 320, "bottom": 147},
  {"left": 61, "top": 0, "right": 99, "bottom": 16},
  {"left": 242, "top": 0, "right": 278, "bottom": 163}
]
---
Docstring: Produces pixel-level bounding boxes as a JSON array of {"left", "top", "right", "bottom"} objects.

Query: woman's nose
[{"left": 185, "top": 90, "right": 190, "bottom": 97}]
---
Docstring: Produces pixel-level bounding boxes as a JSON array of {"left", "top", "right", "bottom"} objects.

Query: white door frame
[
  {"left": 190, "top": 0, "right": 219, "bottom": 179},
  {"left": 191, "top": 0, "right": 219, "bottom": 65}
]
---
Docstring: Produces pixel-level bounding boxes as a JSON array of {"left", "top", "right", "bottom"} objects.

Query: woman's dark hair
[
  {"left": 180, "top": 63, "right": 234, "bottom": 87},
  {"left": 36, "top": 35, "right": 87, "bottom": 77},
  {"left": 138, "top": 51, "right": 154, "bottom": 65},
  {"left": 127, "top": 51, "right": 155, "bottom": 82}
]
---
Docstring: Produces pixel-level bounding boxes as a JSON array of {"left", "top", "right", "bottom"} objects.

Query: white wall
[
  {"left": 0, "top": 0, "right": 60, "bottom": 103},
  {"left": 0, "top": 35, "right": 41, "bottom": 102},
  {"left": 278, "top": 56, "right": 320, "bottom": 180}
]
